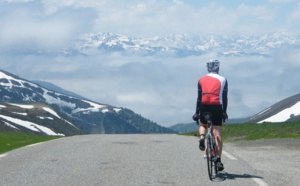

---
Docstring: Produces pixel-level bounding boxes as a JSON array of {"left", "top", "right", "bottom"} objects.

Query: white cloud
[
  {"left": 0, "top": 1, "right": 96, "bottom": 49},
  {"left": 117, "top": 92, "right": 161, "bottom": 105},
  {"left": 3, "top": 48, "right": 300, "bottom": 127},
  {"left": 237, "top": 4, "right": 275, "bottom": 21},
  {"left": 1, "top": 0, "right": 298, "bottom": 44},
  {"left": 2, "top": 0, "right": 34, "bottom": 3},
  {"left": 0, "top": 12, "right": 75, "bottom": 48},
  {"left": 0, "top": 0, "right": 300, "bottom": 126}
]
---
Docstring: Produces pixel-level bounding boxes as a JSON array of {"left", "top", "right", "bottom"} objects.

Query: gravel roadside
[{"left": 224, "top": 138, "right": 300, "bottom": 186}]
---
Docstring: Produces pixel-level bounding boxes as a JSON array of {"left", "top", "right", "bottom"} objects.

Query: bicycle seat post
[
  {"left": 204, "top": 112, "right": 212, "bottom": 124},
  {"left": 204, "top": 112, "right": 213, "bottom": 133}
]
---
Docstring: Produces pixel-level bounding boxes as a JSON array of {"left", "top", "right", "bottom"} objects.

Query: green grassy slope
[
  {"left": 183, "top": 121, "right": 300, "bottom": 142},
  {"left": 1, "top": 121, "right": 299, "bottom": 154},
  {"left": 0, "top": 132, "right": 61, "bottom": 154}
]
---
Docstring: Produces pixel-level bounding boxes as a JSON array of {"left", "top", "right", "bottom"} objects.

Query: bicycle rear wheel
[{"left": 206, "top": 136, "right": 213, "bottom": 180}]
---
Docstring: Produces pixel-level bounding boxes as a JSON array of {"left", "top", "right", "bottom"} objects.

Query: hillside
[
  {"left": 0, "top": 102, "right": 82, "bottom": 136},
  {"left": 170, "top": 92, "right": 300, "bottom": 133},
  {"left": 32, "top": 80, "right": 89, "bottom": 100},
  {"left": 169, "top": 122, "right": 198, "bottom": 134},
  {"left": 0, "top": 70, "right": 174, "bottom": 135},
  {"left": 170, "top": 118, "right": 247, "bottom": 134},
  {"left": 245, "top": 93, "right": 300, "bottom": 123}
]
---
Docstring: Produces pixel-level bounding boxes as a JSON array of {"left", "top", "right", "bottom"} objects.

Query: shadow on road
[{"left": 212, "top": 172, "right": 263, "bottom": 182}]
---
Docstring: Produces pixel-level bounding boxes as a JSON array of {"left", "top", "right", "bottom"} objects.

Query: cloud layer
[
  {"left": 1, "top": 0, "right": 300, "bottom": 126},
  {"left": 1, "top": 0, "right": 300, "bottom": 49},
  {"left": 1, "top": 47, "right": 300, "bottom": 126}
]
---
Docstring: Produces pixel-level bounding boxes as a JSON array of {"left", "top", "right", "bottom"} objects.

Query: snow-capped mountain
[
  {"left": 4, "top": 32, "right": 299, "bottom": 57},
  {"left": 245, "top": 93, "right": 300, "bottom": 123},
  {"left": 0, "top": 102, "right": 82, "bottom": 136},
  {"left": 0, "top": 70, "right": 174, "bottom": 135},
  {"left": 72, "top": 32, "right": 300, "bottom": 57}
]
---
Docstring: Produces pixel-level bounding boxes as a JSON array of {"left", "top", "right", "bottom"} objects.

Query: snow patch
[
  {"left": 72, "top": 100, "right": 105, "bottom": 114},
  {"left": 0, "top": 72, "right": 38, "bottom": 89},
  {"left": 257, "top": 107, "right": 272, "bottom": 116},
  {"left": 43, "top": 90, "right": 76, "bottom": 109},
  {"left": 102, "top": 109, "right": 109, "bottom": 113},
  {"left": 9, "top": 103, "right": 34, "bottom": 109},
  {"left": 3, "top": 121, "right": 20, "bottom": 130},
  {"left": 250, "top": 107, "right": 272, "bottom": 120},
  {"left": 37, "top": 116, "right": 54, "bottom": 120},
  {"left": 113, "top": 108, "right": 122, "bottom": 113},
  {"left": 0, "top": 114, "right": 64, "bottom": 136},
  {"left": 258, "top": 101, "right": 300, "bottom": 123},
  {"left": 12, "top": 112, "right": 28, "bottom": 116},
  {"left": 43, "top": 107, "right": 61, "bottom": 119}
]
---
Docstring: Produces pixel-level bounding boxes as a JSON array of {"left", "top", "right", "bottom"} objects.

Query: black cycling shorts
[{"left": 199, "top": 104, "right": 223, "bottom": 126}]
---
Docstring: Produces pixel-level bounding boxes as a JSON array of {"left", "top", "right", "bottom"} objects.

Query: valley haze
[{"left": 1, "top": 0, "right": 300, "bottom": 127}]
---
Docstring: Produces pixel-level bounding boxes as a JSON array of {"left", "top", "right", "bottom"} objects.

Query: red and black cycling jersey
[{"left": 196, "top": 72, "right": 228, "bottom": 114}]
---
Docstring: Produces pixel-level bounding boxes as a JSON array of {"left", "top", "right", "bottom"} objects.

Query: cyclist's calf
[{"left": 213, "top": 126, "right": 223, "bottom": 158}]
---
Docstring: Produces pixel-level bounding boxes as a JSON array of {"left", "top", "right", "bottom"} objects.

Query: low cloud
[
  {"left": 0, "top": 1, "right": 96, "bottom": 49},
  {"left": 1, "top": 47, "right": 300, "bottom": 126},
  {"left": 1, "top": 0, "right": 297, "bottom": 44}
]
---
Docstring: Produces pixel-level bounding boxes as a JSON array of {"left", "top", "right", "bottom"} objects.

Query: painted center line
[
  {"left": 252, "top": 177, "right": 269, "bottom": 186},
  {"left": 223, "top": 150, "right": 237, "bottom": 160},
  {"left": 222, "top": 151, "right": 268, "bottom": 186}
]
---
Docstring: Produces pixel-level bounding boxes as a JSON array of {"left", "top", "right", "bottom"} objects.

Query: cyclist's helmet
[{"left": 207, "top": 59, "right": 220, "bottom": 73}]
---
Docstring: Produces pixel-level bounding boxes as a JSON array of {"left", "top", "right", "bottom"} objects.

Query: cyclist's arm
[
  {"left": 222, "top": 80, "right": 228, "bottom": 113},
  {"left": 196, "top": 82, "right": 202, "bottom": 114}
]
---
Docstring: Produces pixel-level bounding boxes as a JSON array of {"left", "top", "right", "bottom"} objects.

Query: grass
[
  {"left": 0, "top": 132, "right": 62, "bottom": 154},
  {"left": 1, "top": 121, "right": 300, "bottom": 154},
  {"left": 183, "top": 121, "right": 300, "bottom": 142}
]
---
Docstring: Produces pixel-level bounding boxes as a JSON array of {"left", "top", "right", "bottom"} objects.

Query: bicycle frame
[{"left": 203, "top": 112, "right": 218, "bottom": 180}]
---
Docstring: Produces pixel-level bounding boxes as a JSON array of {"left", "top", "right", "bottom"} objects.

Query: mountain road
[{"left": 0, "top": 134, "right": 299, "bottom": 186}]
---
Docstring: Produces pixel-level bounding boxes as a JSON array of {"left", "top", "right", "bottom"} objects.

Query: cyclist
[{"left": 193, "top": 59, "right": 228, "bottom": 171}]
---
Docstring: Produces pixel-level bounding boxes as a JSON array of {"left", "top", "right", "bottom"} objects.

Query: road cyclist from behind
[{"left": 193, "top": 59, "right": 228, "bottom": 171}]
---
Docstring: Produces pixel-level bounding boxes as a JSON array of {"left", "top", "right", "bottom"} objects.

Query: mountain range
[
  {"left": 1, "top": 69, "right": 299, "bottom": 135},
  {"left": 4, "top": 32, "right": 300, "bottom": 58},
  {"left": 70, "top": 32, "right": 299, "bottom": 57},
  {"left": 0, "top": 70, "right": 174, "bottom": 136}
]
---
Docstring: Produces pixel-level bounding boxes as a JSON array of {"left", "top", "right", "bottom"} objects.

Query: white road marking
[
  {"left": 222, "top": 151, "right": 268, "bottom": 186},
  {"left": 252, "top": 177, "right": 269, "bottom": 186},
  {"left": 0, "top": 154, "right": 7, "bottom": 158},
  {"left": 0, "top": 142, "right": 44, "bottom": 159},
  {"left": 222, "top": 150, "right": 238, "bottom": 160},
  {"left": 26, "top": 142, "right": 44, "bottom": 147}
]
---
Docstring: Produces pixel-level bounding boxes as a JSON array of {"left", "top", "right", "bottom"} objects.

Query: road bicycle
[{"left": 197, "top": 112, "right": 218, "bottom": 180}]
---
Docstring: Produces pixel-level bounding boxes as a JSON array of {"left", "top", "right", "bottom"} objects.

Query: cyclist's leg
[
  {"left": 199, "top": 123, "right": 207, "bottom": 136},
  {"left": 214, "top": 126, "right": 224, "bottom": 171},
  {"left": 199, "top": 105, "right": 208, "bottom": 137},
  {"left": 213, "top": 126, "right": 222, "bottom": 158},
  {"left": 211, "top": 105, "right": 223, "bottom": 157},
  {"left": 198, "top": 124, "right": 207, "bottom": 151}
]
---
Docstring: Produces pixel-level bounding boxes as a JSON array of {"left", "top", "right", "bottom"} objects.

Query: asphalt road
[{"left": 0, "top": 134, "right": 299, "bottom": 186}]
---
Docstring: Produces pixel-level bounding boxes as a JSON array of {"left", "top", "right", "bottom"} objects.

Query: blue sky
[
  {"left": 1, "top": 0, "right": 299, "bottom": 48},
  {"left": 0, "top": 0, "right": 300, "bottom": 126}
]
